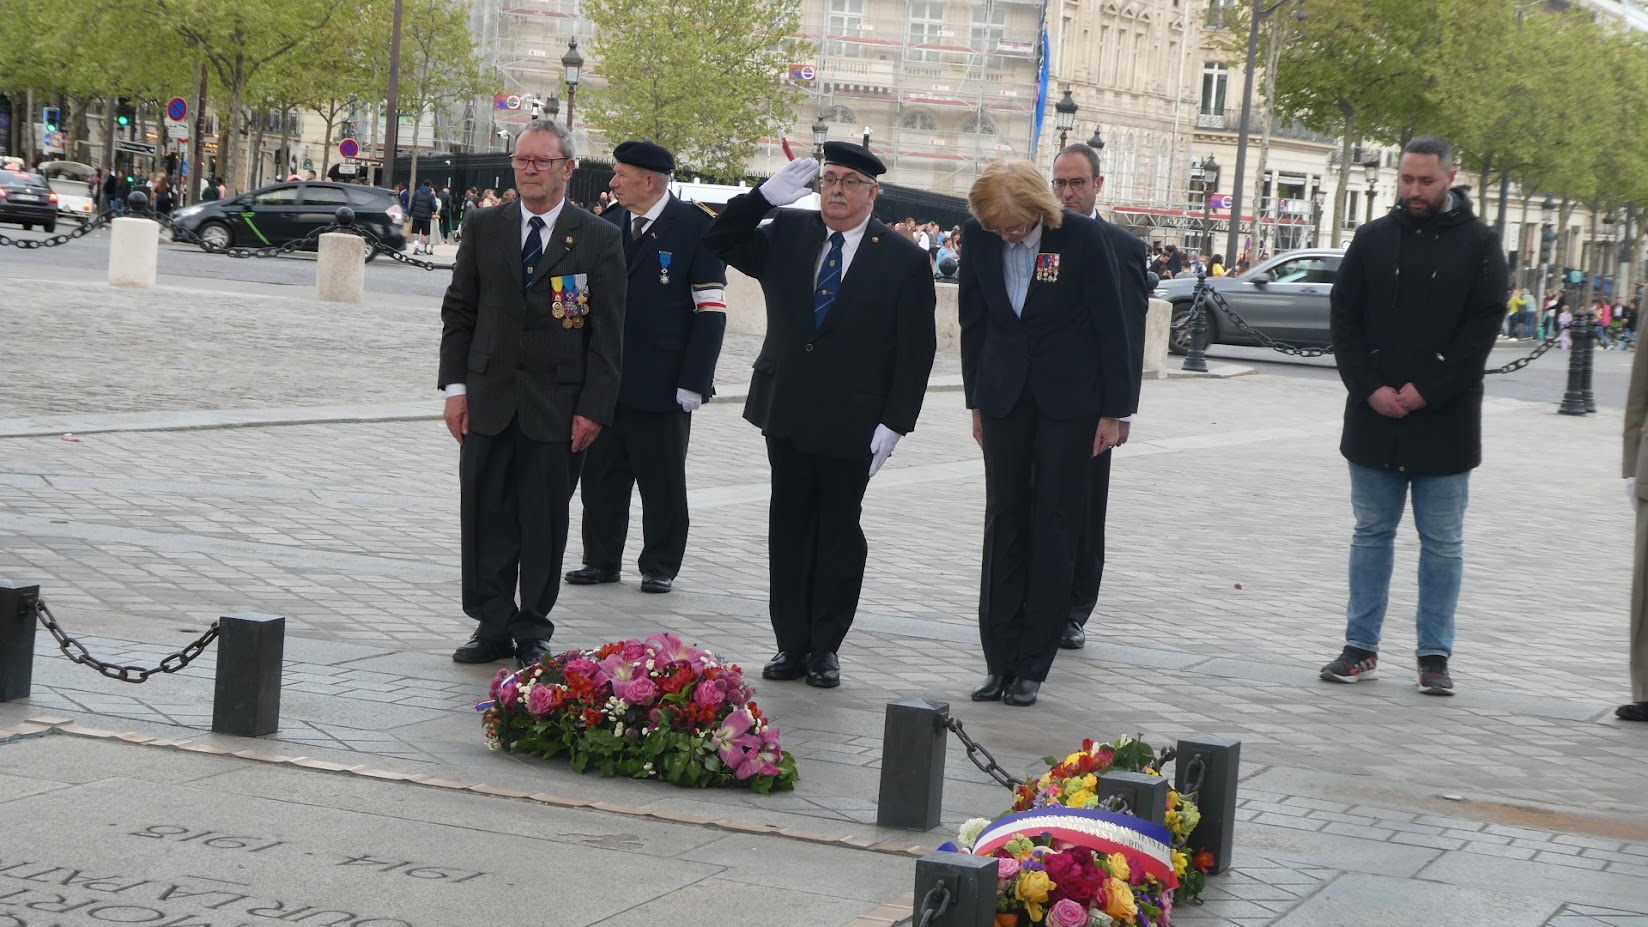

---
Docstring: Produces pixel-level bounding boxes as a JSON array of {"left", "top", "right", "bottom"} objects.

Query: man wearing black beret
[
  {"left": 566, "top": 140, "right": 728, "bottom": 594},
  {"left": 704, "top": 142, "right": 936, "bottom": 688}
]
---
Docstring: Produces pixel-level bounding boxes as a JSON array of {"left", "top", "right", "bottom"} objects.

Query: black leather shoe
[
  {"left": 970, "top": 674, "right": 1013, "bottom": 701},
  {"left": 565, "top": 566, "right": 620, "bottom": 585},
  {"left": 1059, "top": 620, "right": 1086, "bottom": 650},
  {"left": 452, "top": 634, "right": 514, "bottom": 664},
  {"left": 762, "top": 651, "right": 809, "bottom": 681},
  {"left": 1002, "top": 677, "right": 1041, "bottom": 707},
  {"left": 805, "top": 652, "right": 841, "bottom": 688},
  {"left": 640, "top": 572, "right": 673, "bottom": 594},
  {"left": 516, "top": 639, "right": 555, "bottom": 668}
]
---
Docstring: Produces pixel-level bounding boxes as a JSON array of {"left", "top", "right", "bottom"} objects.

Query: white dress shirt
[
  {"left": 445, "top": 198, "right": 568, "bottom": 398},
  {"left": 628, "top": 192, "right": 670, "bottom": 238},
  {"left": 813, "top": 214, "right": 874, "bottom": 282},
  {"left": 1001, "top": 223, "right": 1044, "bottom": 317}
]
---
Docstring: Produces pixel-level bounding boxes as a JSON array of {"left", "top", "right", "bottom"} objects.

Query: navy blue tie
[
  {"left": 814, "top": 231, "right": 845, "bottom": 328},
  {"left": 522, "top": 215, "right": 544, "bottom": 288}
]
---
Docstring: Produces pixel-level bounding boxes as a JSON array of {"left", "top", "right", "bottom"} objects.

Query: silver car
[{"left": 1155, "top": 248, "right": 1345, "bottom": 353}]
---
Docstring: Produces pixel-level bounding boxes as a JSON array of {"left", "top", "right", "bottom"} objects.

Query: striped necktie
[
  {"left": 814, "top": 231, "right": 845, "bottom": 328},
  {"left": 522, "top": 215, "right": 544, "bottom": 288}
]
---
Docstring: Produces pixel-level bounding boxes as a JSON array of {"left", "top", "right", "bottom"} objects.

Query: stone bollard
[
  {"left": 212, "top": 613, "right": 285, "bottom": 736},
  {"left": 107, "top": 216, "right": 159, "bottom": 288},
  {"left": 912, "top": 853, "right": 997, "bottom": 927},
  {"left": 1175, "top": 735, "right": 1241, "bottom": 875},
  {"left": 876, "top": 698, "right": 950, "bottom": 830},
  {"left": 0, "top": 580, "right": 40, "bottom": 703},
  {"left": 1143, "top": 298, "right": 1172, "bottom": 379},
  {"left": 1098, "top": 770, "right": 1169, "bottom": 827},
  {"left": 315, "top": 232, "right": 367, "bottom": 303}
]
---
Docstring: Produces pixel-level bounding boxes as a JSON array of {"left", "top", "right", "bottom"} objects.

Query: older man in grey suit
[{"left": 438, "top": 119, "right": 626, "bottom": 668}]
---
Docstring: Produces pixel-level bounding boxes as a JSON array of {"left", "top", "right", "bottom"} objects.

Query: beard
[{"left": 1403, "top": 190, "right": 1449, "bottom": 219}]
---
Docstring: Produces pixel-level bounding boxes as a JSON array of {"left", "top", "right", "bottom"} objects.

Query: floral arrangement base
[{"left": 475, "top": 633, "right": 798, "bottom": 793}]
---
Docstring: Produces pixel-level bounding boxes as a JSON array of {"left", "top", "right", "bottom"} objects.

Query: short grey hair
[
  {"left": 1057, "top": 143, "right": 1103, "bottom": 178},
  {"left": 1402, "top": 135, "right": 1452, "bottom": 170},
  {"left": 519, "top": 119, "right": 575, "bottom": 160}
]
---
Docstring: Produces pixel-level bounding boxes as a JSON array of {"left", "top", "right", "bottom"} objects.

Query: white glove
[
  {"left": 868, "top": 424, "right": 901, "bottom": 478},
  {"left": 757, "top": 158, "right": 820, "bottom": 207},
  {"left": 1630, "top": 477, "right": 1640, "bottom": 512},
  {"left": 677, "top": 388, "right": 703, "bottom": 413}
]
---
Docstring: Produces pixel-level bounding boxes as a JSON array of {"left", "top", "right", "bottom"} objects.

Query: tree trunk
[
  {"left": 222, "top": 86, "right": 244, "bottom": 196},
  {"left": 1331, "top": 108, "right": 1356, "bottom": 248},
  {"left": 250, "top": 108, "right": 267, "bottom": 190},
  {"left": 1252, "top": 18, "right": 1282, "bottom": 256},
  {"left": 408, "top": 107, "right": 421, "bottom": 193}
]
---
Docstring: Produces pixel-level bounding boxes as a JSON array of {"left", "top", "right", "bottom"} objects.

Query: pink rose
[
  {"left": 620, "top": 677, "right": 659, "bottom": 706},
  {"left": 526, "top": 684, "right": 556, "bottom": 717},
  {"left": 693, "top": 680, "right": 726, "bottom": 709},
  {"left": 1047, "top": 898, "right": 1088, "bottom": 927},
  {"left": 997, "top": 856, "right": 1020, "bottom": 880},
  {"left": 620, "top": 640, "right": 648, "bottom": 662},
  {"left": 564, "top": 657, "right": 599, "bottom": 681},
  {"left": 498, "top": 681, "right": 521, "bottom": 708}
]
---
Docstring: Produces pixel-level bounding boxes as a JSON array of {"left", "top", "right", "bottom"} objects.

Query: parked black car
[
  {"left": 1156, "top": 248, "right": 1346, "bottom": 353},
  {"left": 167, "top": 181, "right": 406, "bottom": 259},
  {"left": 0, "top": 170, "right": 60, "bottom": 233}
]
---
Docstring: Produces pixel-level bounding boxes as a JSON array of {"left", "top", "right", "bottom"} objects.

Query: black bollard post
[
  {"left": 1098, "top": 770, "right": 1169, "bottom": 827},
  {"left": 1559, "top": 313, "right": 1588, "bottom": 415},
  {"left": 877, "top": 698, "right": 950, "bottom": 830},
  {"left": 1181, "top": 267, "right": 1211, "bottom": 373},
  {"left": 212, "top": 613, "right": 284, "bottom": 736},
  {"left": 1174, "top": 736, "right": 1241, "bottom": 875},
  {"left": 0, "top": 580, "right": 40, "bottom": 703},
  {"left": 1582, "top": 313, "right": 1598, "bottom": 414},
  {"left": 912, "top": 852, "right": 997, "bottom": 927}
]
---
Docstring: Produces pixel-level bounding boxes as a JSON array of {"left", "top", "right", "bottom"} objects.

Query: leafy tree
[
  {"left": 286, "top": 0, "right": 394, "bottom": 177},
  {"left": 396, "top": 0, "right": 490, "bottom": 189},
  {"left": 582, "top": 0, "right": 809, "bottom": 178}
]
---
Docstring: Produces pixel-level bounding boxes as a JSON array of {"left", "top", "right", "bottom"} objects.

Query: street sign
[
  {"left": 789, "top": 64, "right": 816, "bottom": 81},
  {"left": 339, "top": 139, "right": 360, "bottom": 159},
  {"left": 1211, "top": 193, "right": 1234, "bottom": 210},
  {"left": 167, "top": 97, "right": 188, "bottom": 122},
  {"left": 114, "top": 139, "right": 158, "bottom": 156},
  {"left": 166, "top": 124, "right": 189, "bottom": 140}
]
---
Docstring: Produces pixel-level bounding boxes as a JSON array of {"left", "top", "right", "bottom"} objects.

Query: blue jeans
[{"left": 1344, "top": 463, "right": 1469, "bottom": 658}]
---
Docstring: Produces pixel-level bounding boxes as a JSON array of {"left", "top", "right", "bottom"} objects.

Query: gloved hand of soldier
[
  {"left": 757, "top": 157, "right": 821, "bottom": 207},
  {"left": 677, "top": 388, "right": 703, "bottom": 413},
  {"left": 868, "top": 424, "right": 901, "bottom": 478}
]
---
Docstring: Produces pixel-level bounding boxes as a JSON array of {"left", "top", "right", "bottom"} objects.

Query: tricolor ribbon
[{"left": 972, "top": 806, "right": 1178, "bottom": 889}]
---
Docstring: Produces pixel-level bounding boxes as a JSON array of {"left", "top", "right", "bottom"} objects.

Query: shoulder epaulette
[{"left": 692, "top": 200, "right": 717, "bottom": 217}]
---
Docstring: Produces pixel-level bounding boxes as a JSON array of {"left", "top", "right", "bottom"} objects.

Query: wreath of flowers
[{"left": 475, "top": 633, "right": 799, "bottom": 793}]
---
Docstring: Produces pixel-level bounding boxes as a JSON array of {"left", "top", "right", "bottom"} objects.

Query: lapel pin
[
  {"left": 871, "top": 236, "right": 880, "bottom": 243},
  {"left": 565, "top": 236, "right": 574, "bottom": 245}
]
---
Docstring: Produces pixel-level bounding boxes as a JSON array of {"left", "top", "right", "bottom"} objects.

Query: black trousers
[
  {"left": 577, "top": 404, "right": 692, "bottom": 577},
  {"left": 1069, "top": 449, "right": 1113, "bottom": 626},
  {"left": 978, "top": 392, "right": 1096, "bottom": 682},
  {"left": 459, "top": 417, "right": 575, "bottom": 643},
  {"left": 765, "top": 436, "right": 871, "bottom": 656}
]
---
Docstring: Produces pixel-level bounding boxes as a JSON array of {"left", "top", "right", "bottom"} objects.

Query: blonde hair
[{"left": 968, "top": 159, "right": 1064, "bottom": 231}]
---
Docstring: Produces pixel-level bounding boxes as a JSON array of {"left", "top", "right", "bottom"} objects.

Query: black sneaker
[
  {"left": 1319, "top": 646, "right": 1379, "bottom": 683},
  {"left": 1417, "top": 656, "right": 1455, "bottom": 696}
]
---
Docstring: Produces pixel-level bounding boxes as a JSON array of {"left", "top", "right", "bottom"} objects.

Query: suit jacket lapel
[
  {"left": 973, "top": 232, "right": 1012, "bottom": 317},
  {"left": 630, "top": 200, "right": 669, "bottom": 276},
  {"left": 503, "top": 200, "right": 526, "bottom": 291},
  {"left": 529, "top": 203, "right": 580, "bottom": 288}
]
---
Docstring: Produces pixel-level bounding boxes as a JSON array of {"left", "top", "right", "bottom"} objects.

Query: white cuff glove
[
  {"left": 676, "top": 388, "right": 703, "bottom": 413},
  {"left": 757, "top": 158, "right": 821, "bottom": 207},
  {"left": 868, "top": 424, "right": 901, "bottom": 478},
  {"left": 1629, "top": 477, "right": 1639, "bottom": 512}
]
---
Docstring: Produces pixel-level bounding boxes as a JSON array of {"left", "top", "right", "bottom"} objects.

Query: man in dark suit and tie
[
  {"left": 438, "top": 120, "right": 627, "bottom": 668},
  {"left": 959, "top": 158, "right": 1135, "bottom": 707},
  {"left": 1051, "top": 143, "right": 1150, "bottom": 651},
  {"left": 566, "top": 140, "right": 727, "bottom": 595},
  {"left": 704, "top": 143, "right": 937, "bottom": 688}
]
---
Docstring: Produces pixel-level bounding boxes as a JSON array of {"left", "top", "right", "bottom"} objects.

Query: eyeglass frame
[
  {"left": 1050, "top": 177, "right": 1093, "bottom": 191},
  {"left": 511, "top": 156, "right": 573, "bottom": 172},
  {"left": 818, "top": 172, "right": 877, "bottom": 191}
]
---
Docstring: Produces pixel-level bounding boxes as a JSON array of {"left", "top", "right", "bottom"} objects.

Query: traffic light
[
  {"left": 1540, "top": 228, "right": 1558, "bottom": 264},
  {"left": 115, "top": 98, "right": 133, "bottom": 128},
  {"left": 42, "top": 106, "right": 59, "bottom": 133}
]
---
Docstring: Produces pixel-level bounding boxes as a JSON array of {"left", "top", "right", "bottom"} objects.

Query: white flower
[
  {"left": 958, "top": 818, "right": 990, "bottom": 850},
  {"left": 614, "top": 722, "right": 625, "bottom": 737},
  {"left": 645, "top": 659, "right": 655, "bottom": 671}
]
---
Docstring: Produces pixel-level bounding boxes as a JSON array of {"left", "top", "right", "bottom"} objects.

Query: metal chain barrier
[
  {"left": 0, "top": 208, "right": 119, "bottom": 249},
  {"left": 33, "top": 597, "right": 219, "bottom": 683},
  {"left": 944, "top": 715, "right": 1025, "bottom": 791},
  {"left": 1484, "top": 332, "right": 1561, "bottom": 375},
  {"left": 913, "top": 881, "right": 952, "bottom": 927}
]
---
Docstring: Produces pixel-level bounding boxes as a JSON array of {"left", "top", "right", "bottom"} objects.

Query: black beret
[
  {"left": 822, "top": 141, "right": 885, "bottom": 179},
  {"left": 613, "top": 140, "right": 675, "bottom": 174}
]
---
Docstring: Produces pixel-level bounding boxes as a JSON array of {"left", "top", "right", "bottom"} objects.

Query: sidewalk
[{"left": 2, "top": 278, "right": 1646, "bottom": 927}]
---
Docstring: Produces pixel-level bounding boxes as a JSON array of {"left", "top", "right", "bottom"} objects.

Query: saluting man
[
  {"left": 566, "top": 141, "right": 728, "bottom": 594},
  {"left": 704, "top": 143, "right": 937, "bottom": 689}
]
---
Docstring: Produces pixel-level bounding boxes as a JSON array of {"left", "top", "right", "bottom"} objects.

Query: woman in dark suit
[{"left": 958, "top": 159, "right": 1135, "bottom": 707}]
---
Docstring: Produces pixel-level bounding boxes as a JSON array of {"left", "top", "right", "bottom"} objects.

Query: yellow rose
[
  {"left": 1165, "top": 810, "right": 1181, "bottom": 830},
  {"left": 1103, "top": 877, "right": 1137, "bottom": 921},
  {"left": 1015, "top": 870, "right": 1055, "bottom": 922},
  {"left": 1066, "top": 789, "right": 1096, "bottom": 807},
  {"left": 1107, "top": 852, "right": 1131, "bottom": 883},
  {"left": 1082, "top": 774, "right": 1098, "bottom": 790},
  {"left": 1173, "top": 850, "right": 1189, "bottom": 878}
]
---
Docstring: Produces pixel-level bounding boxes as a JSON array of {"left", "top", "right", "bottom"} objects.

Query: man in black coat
[
  {"left": 1321, "top": 135, "right": 1507, "bottom": 696},
  {"left": 438, "top": 120, "right": 627, "bottom": 668},
  {"left": 704, "top": 143, "right": 937, "bottom": 688},
  {"left": 566, "top": 141, "right": 727, "bottom": 594},
  {"left": 1051, "top": 143, "right": 1150, "bottom": 651},
  {"left": 959, "top": 158, "right": 1135, "bottom": 707}
]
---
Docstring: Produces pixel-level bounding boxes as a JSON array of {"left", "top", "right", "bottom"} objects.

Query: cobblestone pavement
[{"left": 3, "top": 280, "right": 1646, "bottom": 926}]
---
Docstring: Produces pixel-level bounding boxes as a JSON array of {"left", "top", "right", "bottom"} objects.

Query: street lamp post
[
  {"left": 497, "top": 128, "right": 513, "bottom": 155},
  {"left": 1087, "top": 127, "right": 1105, "bottom": 152},
  {"left": 1537, "top": 195, "right": 1557, "bottom": 338},
  {"left": 812, "top": 114, "right": 829, "bottom": 165},
  {"left": 562, "top": 39, "right": 583, "bottom": 129},
  {"left": 1310, "top": 191, "right": 1325, "bottom": 248},
  {"left": 862, "top": 125, "right": 872, "bottom": 149},
  {"left": 1055, "top": 86, "right": 1078, "bottom": 153},
  {"left": 1363, "top": 160, "right": 1378, "bottom": 226},
  {"left": 1226, "top": 0, "right": 1305, "bottom": 268},
  {"left": 544, "top": 92, "right": 560, "bottom": 123},
  {"left": 1200, "top": 155, "right": 1220, "bottom": 257}
]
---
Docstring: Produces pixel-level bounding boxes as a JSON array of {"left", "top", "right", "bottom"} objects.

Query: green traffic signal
[{"left": 116, "top": 114, "right": 130, "bottom": 127}]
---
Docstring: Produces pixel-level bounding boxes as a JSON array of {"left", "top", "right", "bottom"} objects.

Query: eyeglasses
[
  {"left": 1051, "top": 178, "right": 1092, "bottom": 191},
  {"left": 981, "top": 222, "right": 1031, "bottom": 238},
  {"left": 819, "top": 173, "right": 874, "bottom": 190},
  {"left": 511, "top": 156, "right": 571, "bottom": 172}
]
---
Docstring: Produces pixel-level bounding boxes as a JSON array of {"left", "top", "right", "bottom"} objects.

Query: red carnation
[{"left": 1043, "top": 850, "right": 1101, "bottom": 905}]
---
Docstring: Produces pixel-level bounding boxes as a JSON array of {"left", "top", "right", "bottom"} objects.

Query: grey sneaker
[
  {"left": 1320, "top": 646, "right": 1379, "bottom": 683},
  {"left": 1418, "top": 656, "right": 1455, "bottom": 696}
]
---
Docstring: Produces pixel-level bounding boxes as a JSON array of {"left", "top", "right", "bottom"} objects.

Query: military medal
[
  {"left": 1036, "top": 253, "right": 1061, "bottom": 282},
  {"left": 659, "top": 251, "right": 672, "bottom": 285},
  {"left": 574, "top": 273, "right": 589, "bottom": 328},
  {"left": 550, "top": 276, "right": 566, "bottom": 318}
]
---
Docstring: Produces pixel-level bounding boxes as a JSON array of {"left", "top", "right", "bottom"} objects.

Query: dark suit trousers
[
  {"left": 1069, "top": 449, "right": 1114, "bottom": 626},
  {"left": 765, "top": 436, "right": 871, "bottom": 656},
  {"left": 459, "top": 417, "right": 572, "bottom": 643},
  {"left": 978, "top": 392, "right": 1097, "bottom": 682},
  {"left": 578, "top": 404, "right": 692, "bottom": 577}
]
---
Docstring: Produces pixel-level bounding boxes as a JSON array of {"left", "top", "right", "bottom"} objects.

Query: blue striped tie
[
  {"left": 814, "top": 231, "right": 845, "bottom": 328},
  {"left": 522, "top": 216, "right": 544, "bottom": 288}
]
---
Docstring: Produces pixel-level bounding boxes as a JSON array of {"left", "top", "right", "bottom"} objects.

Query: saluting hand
[
  {"left": 571, "top": 415, "right": 602, "bottom": 453},
  {"left": 757, "top": 158, "right": 821, "bottom": 207}
]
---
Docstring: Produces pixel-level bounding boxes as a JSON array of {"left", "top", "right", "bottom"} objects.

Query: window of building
[
  {"left": 962, "top": 112, "right": 997, "bottom": 135},
  {"left": 820, "top": 105, "right": 857, "bottom": 124},
  {"left": 908, "top": 2, "right": 947, "bottom": 62},
  {"left": 971, "top": 3, "right": 1006, "bottom": 57},
  {"left": 899, "top": 109, "right": 938, "bottom": 131},
  {"left": 827, "top": 0, "right": 865, "bottom": 58},
  {"left": 1200, "top": 63, "right": 1229, "bottom": 116}
]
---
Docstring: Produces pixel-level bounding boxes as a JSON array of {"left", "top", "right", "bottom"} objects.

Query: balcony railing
[{"left": 1194, "top": 108, "right": 1338, "bottom": 144}]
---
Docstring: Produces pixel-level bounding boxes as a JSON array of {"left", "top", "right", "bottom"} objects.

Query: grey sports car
[{"left": 1155, "top": 248, "right": 1345, "bottom": 353}]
